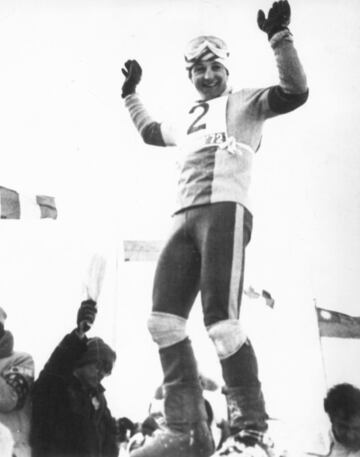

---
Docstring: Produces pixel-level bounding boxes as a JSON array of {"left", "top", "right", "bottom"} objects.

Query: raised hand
[
  {"left": 257, "top": 0, "right": 291, "bottom": 40},
  {"left": 121, "top": 59, "right": 142, "bottom": 98},
  {"left": 76, "top": 299, "right": 97, "bottom": 333}
]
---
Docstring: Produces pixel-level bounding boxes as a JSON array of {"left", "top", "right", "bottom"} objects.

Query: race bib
[{"left": 180, "top": 95, "right": 228, "bottom": 151}]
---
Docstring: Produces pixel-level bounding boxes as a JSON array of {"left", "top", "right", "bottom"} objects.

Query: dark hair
[{"left": 324, "top": 383, "right": 360, "bottom": 420}]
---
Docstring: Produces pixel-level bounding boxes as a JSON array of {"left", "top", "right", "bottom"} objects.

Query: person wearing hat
[
  {"left": 121, "top": 2, "right": 308, "bottom": 456},
  {"left": 30, "top": 300, "right": 119, "bottom": 457},
  {"left": 0, "top": 307, "right": 34, "bottom": 457}
]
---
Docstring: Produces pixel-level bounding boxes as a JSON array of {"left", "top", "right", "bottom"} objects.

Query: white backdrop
[{"left": 0, "top": 0, "right": 360, "bottom": 426}]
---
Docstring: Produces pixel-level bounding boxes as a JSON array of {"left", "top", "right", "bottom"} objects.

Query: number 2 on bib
[{"left": 187, "top": 102, "right": 209, "bottom": 135}]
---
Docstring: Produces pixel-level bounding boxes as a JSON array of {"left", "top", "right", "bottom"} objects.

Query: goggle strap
[{"left": 185, "top": 40, "right": 229, "bottom": 62}]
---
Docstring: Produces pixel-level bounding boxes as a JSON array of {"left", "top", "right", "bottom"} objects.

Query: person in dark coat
[{"left": 30, "top": 299, "right": 119, "bottom": 457}]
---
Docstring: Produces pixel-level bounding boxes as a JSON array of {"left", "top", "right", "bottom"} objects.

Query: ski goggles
[
  {"left": 185, "top": 35, "right": 229, "bottom": 61},
  {"left": 184, "top": 36, "right": 230, "bottom": 72}
]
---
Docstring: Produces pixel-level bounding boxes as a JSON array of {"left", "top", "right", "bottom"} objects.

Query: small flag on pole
[
  {"left": 243, "top": 285, "right": 275, "bottom": 308},
  {"left": 123, "top": 240, "right": 164, "bottom": 261},
  {"left": 0, "top": 186, "right": 57, "bottom": 219},
  {"left": 316, "top": 307, "right": 360, "bottom": 339}
]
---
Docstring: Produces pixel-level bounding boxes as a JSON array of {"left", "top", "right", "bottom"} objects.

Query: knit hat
[
  {"left": 76, "top": 337, "right": 116, "bottom": 374},
  {"left": 184, "top": 35, "right": 230, "bottom": 75}
]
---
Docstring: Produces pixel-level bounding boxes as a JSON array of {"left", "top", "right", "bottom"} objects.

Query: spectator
[
  {"left": 30, "top": 299, "right": 119, "bottom": 457},
  {"left": 0, "top": 307, "right": 34, "bottom": 457},
  {"left": 323, "top": 383, "right": 360, "bottom": 455}
]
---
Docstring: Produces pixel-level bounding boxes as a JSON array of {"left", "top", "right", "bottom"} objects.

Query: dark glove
[
  {"left": 117, "top": 417, "right": 136, "bottom": 442},
  {"left": 257, "top": 0, "right": 291, "bottom": 40},
  {"left": 121, "top": 59, "right": 142, "bottom": 98},
  {"left": 76, "top": 299, "right": 97, "bottom": 332},
  {"left": 141, "top": 416, "right": 159, "bottom": 436}
]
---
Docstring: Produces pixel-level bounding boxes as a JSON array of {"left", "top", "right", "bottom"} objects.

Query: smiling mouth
[{"left": 203, "top": 82, "right": 218, "bottom": 88}]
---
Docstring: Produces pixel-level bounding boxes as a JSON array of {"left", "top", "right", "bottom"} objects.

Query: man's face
[
  {"left": 331, "top": 413, "right": 360, "bottom": 451},
  {"left": 190, "top": 60, "right": 228, "bottom": 101},
  {"left": 74, "top": 363, "right": 109, "bottom": 389}
]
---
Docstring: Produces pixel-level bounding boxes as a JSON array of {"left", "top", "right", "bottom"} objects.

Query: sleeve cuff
[{"left": 270, "top": 29, "right": 293, "bottom": 48}]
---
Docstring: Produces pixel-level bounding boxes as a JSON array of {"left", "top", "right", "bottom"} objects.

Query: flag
[
  {"left": 261, "top": 289, "right": 275, "bottom": 309},
  {"left": 0, "top": 186, "right": 57, "bottom": 219},
  {"left": 243, "top": 285, "right": 275, "bottom": 308},
  {"left": 316, "top": 307, "right": 360, "bottom": 338},
  {"left": 123, "top": 240, "right": 164, "bottom": 261}
]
